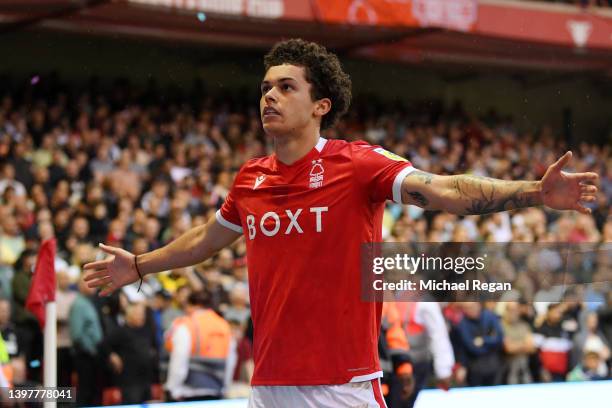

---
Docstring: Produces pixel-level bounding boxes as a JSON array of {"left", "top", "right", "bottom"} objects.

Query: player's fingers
[
  {"left": 551, "top": 151, "right": 572, "bottom": 170},
  {"left": 572, "top": 172, "right": 599, "bottom": 183},
  {"left": 83, "top": 270, "right": 109, "bottom": 281},
  {"left": 87, "top": 276, "right": 112, "bottom": 288},
  {"left": 574, "top": 203, "right": 591, "bottom": 214},
  {"left": 83, "top": 260, "right": 109, "bottom": 270},
  {"left": 580, "top": 185, "right": 598, "bottom": 194},
  {"left": 580, "top": 195, "right": 597, "bottom": 202},
  {"left": 99, "top": 243, "right": 120, "bottom": 255}
]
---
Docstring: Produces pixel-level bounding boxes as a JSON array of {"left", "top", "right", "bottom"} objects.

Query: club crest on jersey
[
  {"left": 309, "top": 159, "right": 324, "bottom": 189},
  {"left": 373, "top": 147, "right": 407, "bottom": 162}
]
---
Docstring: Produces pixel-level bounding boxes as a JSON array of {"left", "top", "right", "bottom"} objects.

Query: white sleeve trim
[
  {"left": 392, "top": 165, "right": 416, "bottom": 204},
  {"left": 349, "top": 370, "right": 383, "bottom": 383},
  {"left": 215, "top": 210, "right": 243, "bottom": 234}
]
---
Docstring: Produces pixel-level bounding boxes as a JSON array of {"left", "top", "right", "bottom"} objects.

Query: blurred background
[{"left": 0, "top": 0, "right": 610, "bottom": 407}]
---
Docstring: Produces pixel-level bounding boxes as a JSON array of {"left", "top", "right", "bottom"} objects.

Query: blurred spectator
[
  {"left": 598, "top": 292, "right": 612, "bottom": 352},
  {"left": 150, "top": 289, "right": 172, "bottom": 347},
  {"left": 227, "top": 317, "right": 253, "bottom": 392},
  {"left": 224, "top": 283, "right": 250, "bottom": 327},
  {"left": 380, "top": 302, "right": 414, "bottom": 408},
  {"left": 102, "top": 302, "right": 156, "bottom": 404},
  {"left": 502, "top": 301, "right": 536, "bottom": 384},
  {"left": 455, "top": 302, "right": 504, "bottom": 386},
  {"left": 394, "top": 302, "right": 454, "bottom": 407},
  {"left": 0, "top": 299, "right": 18, "bottom": 358},
  {"left": 0, "top": 215, "right": 26, "bottom": 295},
  {"left": 10, "top": 249, "right": 42, "bottom": 382},
  {"left": 141, "top": 179, "right": 171, "bottom": 219},
  {"left": 56, "top": 270, "right": 77, "bottom": 387},
  {"left": 162, "top": 285, "right": 190, "bottom": 333},
  {"left": 0, "top": 298, "right": 17, "bottom": 388},
  {"left": 573, "top": 312, "right": 610, "bottom": 368},
  {"left": 164, "top": 291, "right": 234, "bottom": 401},
  {"left": 566, "top": 349, "right": 608, "bottom": 381},
  {"left": 0, "top": 163, "right": 26, "bottom": 198},
  {"left": 559, "top": 289, "right": 584, "bottom": 339},
  {"left": 535, "top": 303, "right": 573, "bottom": 382},
  {"left": 69, "top": 277, "right": 103, "bottom": 406}
]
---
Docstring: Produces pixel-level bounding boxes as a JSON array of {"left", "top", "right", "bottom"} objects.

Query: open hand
[
  {"left": 83, "top": 243, "right": 139, "bottom": 296},
  {"left": 540, "top": 151, "right": 599, "bottom": 214}
]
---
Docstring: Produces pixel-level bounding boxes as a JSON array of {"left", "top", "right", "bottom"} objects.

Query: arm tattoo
[
  {"left": 408, "top": 192, "right": 429, "bottom": 207},
  {"left": 451, "top": 175, "right": 541, "bottom": 215},
  {"left": 410, "top": 170, "right": 433, "bottom": 185},
  {"left": 401, "top": 170, "right": 434, "bottom": 208}
]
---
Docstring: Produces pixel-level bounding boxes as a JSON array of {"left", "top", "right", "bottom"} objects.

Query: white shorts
[{"left": 248, "top": 379, "right": 388, "bottom": 408}]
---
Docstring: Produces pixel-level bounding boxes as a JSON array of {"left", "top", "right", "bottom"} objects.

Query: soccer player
[{"left": 83, "top": 39, "right": 599, "bottom": 407}]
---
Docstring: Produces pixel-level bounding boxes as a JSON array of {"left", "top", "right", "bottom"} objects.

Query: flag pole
[{"left": 43, "top": 301, "right": 57, "bottom": 408}]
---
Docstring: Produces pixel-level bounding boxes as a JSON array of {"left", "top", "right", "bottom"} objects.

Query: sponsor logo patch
[{"left": 373, "top": 148, "right": 407, "bottom": 162}]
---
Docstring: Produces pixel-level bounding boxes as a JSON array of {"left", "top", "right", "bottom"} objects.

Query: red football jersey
[{"left": 216, "top": 137, "right": 414, "bottom": 385}]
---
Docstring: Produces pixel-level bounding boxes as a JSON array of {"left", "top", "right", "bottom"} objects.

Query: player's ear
[{"left": 314, "top": 98, "right": 331, "bottom": 118}]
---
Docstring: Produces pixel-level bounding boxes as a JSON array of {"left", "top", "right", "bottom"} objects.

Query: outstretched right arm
[{"left": 83, "top": 217, "right": 241, "bottom": 296}]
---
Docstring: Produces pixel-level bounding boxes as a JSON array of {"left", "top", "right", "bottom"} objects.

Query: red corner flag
[{"left": 25, "top": 238, "right": 56, "bottom": 329}]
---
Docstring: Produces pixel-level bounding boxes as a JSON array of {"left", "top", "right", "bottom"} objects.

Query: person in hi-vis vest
[
  {"left": 0, "top": 333, "right": 13, "bottom": 388},
  {"left": 164, "top": 290, "right": 235, "bottom": 401}
]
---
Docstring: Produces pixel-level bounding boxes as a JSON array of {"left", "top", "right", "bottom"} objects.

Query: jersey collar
[
  {"left": 315, "top": 136, "right": 327, "bottom": 152},
  {"left": 273, "top": 136, "right": 327, "bottom": 171}
]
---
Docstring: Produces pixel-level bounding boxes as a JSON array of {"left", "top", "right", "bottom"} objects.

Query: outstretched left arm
[{"left": 400, "top": 151, "right": 599, "bottom": 216}]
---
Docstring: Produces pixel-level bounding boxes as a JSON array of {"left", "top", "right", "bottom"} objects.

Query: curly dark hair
[{"left": 264, "top": 39, "right": 352, "bottom": 130}]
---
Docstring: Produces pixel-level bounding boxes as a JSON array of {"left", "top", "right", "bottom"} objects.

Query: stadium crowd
[{"left": 0, "top": 77, "right": 610, "bottom": 406}]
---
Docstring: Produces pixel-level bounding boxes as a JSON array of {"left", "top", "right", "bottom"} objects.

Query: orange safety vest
[
  {"left": 0, "top": 334, "right": 12, "bottom": 388},
  {"left": 396, "top": 302, "right": 430, "bottom": 364},
  {"left": 1, "top": 364, "right": 12, "bottom": 388},
  {"left": 165, "top": 309, "right": 231, "bottom": 392},
  {"left": 382, "top": 302, "right": 410, "bottom": 352},
  {"left": 381, "top": 303, "right": 412, "bottom": 378}
]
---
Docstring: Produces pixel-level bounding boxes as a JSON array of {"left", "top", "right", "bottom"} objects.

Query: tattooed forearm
[
  {"left": 450, "top": 175, "right": 542, "bottom": 215},
  {"left": 400, "top": 171, "right": 542, "bottom": 214}
]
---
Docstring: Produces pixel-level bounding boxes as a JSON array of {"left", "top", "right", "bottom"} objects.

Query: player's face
[{"left": 260, "top": 64, "right": 320, "bottom": 137}]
